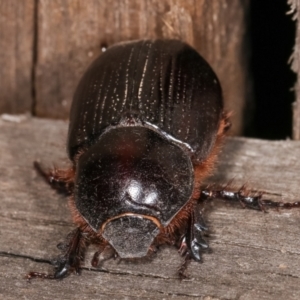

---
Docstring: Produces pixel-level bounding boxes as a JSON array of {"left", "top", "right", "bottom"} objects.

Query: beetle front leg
[
  {"left": 178, "top": 202, "right": 209, "bottom": 277},
  {"left": 54, "top": 228, "right": 88, "bottom": 278},
  {"left": 178, "top": 209, "right": 208, "bottom": 261},
  {"left": 27, "top": 228, "right": 87, "bottom": 280}
]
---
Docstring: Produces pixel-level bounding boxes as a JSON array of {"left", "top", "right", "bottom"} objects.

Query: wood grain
[
  {"left": 1, "top": 116, "right": 300, "bottom": 299},
  {"left": 0, "top": 0, "right": 35, "bottom": 114},
  {"left": 34, "top": 0, "right": 250, "bottom": 134}
]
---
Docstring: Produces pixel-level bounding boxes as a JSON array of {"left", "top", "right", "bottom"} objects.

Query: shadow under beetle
[{"left": 27, "top": 39, "right": 300, "bottom": 280}]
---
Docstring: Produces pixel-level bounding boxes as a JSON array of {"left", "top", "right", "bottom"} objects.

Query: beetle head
[{"left": 74, "top": 126, "right": 194, "bottom": 258}]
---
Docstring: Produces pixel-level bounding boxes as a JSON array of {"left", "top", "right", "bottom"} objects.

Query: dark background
[{"left": 247, "top": 0, "right": 296, "bottom": 139}]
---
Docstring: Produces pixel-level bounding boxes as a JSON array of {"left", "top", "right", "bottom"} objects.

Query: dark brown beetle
[{"left": 27, "top": 39, "right": 300, "bottom": 280}]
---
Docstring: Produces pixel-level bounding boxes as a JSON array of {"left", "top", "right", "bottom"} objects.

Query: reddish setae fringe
[{"left": 154, "top": 113, "right": 229, "bottom": 246}]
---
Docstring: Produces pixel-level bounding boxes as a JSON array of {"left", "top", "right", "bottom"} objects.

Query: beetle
[{"left": 27, "top": 39, "right": 300, "bottom": 280}]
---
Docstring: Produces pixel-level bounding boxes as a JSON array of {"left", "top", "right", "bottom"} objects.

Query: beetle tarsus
[
  {"left": 201, "top": 186, "right": 300, "bottom": 211},
  {"left": 26, "top": 271, "right": 55, "bottom": 280},
  {"left": 260, "top": 199, "right": 300, "bottom": 209},
  {"left": 26, "top": 262, "right": 72, "bottom": 280}
]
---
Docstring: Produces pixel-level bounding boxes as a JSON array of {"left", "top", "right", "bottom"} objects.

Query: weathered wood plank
[
  {"left": 35, "top": 0, "right": 249, "bottom": 134},
  {"left": 1, "top": 116, "right": 300, "bottom": 299},
  {"left": 0, "top": 0, "right": 34, "bottom": 114}
]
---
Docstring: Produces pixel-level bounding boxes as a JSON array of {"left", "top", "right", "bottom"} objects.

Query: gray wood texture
[
  {"left": 1, "top": 116, "right": 300, "bottom": 300},
  {"left": 0, "top": 0, "right": 35, "bottom": 114},
  {"left": 1, "top": 0, "right": 250, "bottom": 135}
]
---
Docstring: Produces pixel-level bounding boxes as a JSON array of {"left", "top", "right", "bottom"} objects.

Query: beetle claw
[{"left": 54, "top": 262, "right": 70, "bottom": 279}]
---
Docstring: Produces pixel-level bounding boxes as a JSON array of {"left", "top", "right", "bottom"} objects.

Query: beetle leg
[
  {"left": 27, "top": 228, "right": 87, "bottom": 280},
  {"left": 184, "top": 202, "right": 209, "bottom": 262},
  {"left": 54, "top": 228, "right": 87, "bottom": 278},
  {"left": 178, "top": 205, "right": 209, "bottom": 261},
  {"left": 177, "top": 202, "right": 209, "bottom": 277},
  {"left": 201, "top": 185, "right": 300, "bottom": 211},
  {"left": 34, "top": 161, "right": 74, "bottom": 195},
  {"left": 189, "top": 204, "right": 209, "bottom": 261}
]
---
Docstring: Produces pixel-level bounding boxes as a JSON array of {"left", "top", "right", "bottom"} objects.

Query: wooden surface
[
  {"left": 1, "top": 0, "right": 250, "bottom": 135},
  {"left": 0, "top": 0, "right": 35, "bottom": 114},
  {"left": 1, "top": 116, "right": 300, "bottom": 299}
]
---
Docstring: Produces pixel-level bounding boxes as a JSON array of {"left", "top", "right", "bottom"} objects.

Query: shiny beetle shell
[{"left": 68, "top": 39, "right": 223, "bottom": 258}]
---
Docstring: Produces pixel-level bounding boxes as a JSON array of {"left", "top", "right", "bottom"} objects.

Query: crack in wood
[{"left": 0, "top": 251, "right": 52, "bottom": 264}]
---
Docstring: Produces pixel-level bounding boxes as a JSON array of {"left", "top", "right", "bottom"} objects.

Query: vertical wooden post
[
  {"left": 0, "top": 0, "right": 35, "bottom": 114},
  {"left": 288, "top": 0, "right": 300, "bottom": 140}
]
